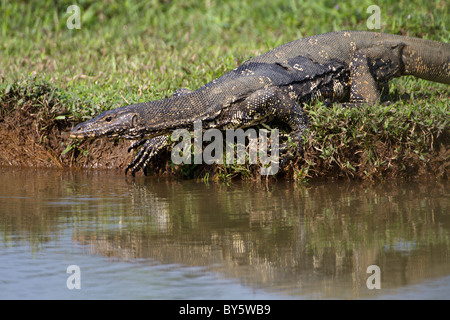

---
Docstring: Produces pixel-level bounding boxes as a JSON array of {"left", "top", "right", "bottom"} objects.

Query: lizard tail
[{"left": 401, "top": 37, "right": 450, "bottom": 84}]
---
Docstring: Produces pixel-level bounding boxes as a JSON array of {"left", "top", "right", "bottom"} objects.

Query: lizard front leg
[
  {"left": 125, "top": 135, "right": 169, "bottom": 176},
  {"left": 125, "top": 88, "right": 193, "bottom": 176},
  {"left": 241, "top": 87, "right": 309, "bottom": 169},
  {"left": 274, "top": 94, "right": 309, "bottom": 168}
]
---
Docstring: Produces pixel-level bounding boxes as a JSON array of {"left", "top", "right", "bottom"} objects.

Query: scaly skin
[{"left": 70, "top": 31, "right": 450, "bottom": 176}]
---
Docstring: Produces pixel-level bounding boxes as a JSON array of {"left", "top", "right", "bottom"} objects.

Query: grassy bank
[{"left": 0, "top": 0, "right": 448, "bottom": 181}]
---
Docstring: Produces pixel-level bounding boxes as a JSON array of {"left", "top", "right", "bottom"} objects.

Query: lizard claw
[
  {"left": 125, "top": 136, "right": 169, "bottom": 176},
  {"left": 127, "top": 139, "right": 147, "bottom": 153}
]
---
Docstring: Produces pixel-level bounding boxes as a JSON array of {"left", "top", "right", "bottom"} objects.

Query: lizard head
[{"left": 70, "top": 105, "right": 144, "bottom": 140}]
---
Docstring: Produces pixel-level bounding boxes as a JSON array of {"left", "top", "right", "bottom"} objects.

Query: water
[{"left": 0, "top": 168, "right": 449, "bottom": 299}]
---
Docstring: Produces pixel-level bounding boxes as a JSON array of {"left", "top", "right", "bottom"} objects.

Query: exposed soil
[
  {"left": 0, "top": 104, "right": 447, "bottom": 181},
  {"left": 0, "top": 105, "right": 133, "bottom": 171}
]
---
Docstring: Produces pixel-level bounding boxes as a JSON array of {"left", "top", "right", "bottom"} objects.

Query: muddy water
[{"left": 0, "top": 168, "right": 449, "bottom": 299}]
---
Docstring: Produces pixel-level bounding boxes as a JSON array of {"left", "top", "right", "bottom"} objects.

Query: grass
[
  {"left": 300, "top": 91, "right": 449, "bottom": 180},
  {"left": 0, "top": 0, "right": 448, "bottom": 181}
]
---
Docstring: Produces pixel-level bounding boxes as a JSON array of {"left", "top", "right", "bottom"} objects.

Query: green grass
[
  {"left": 300, "top": 89, "right": 449, "bottom": 180},
  {"left": 1, "top": 0, "right": 448, "bottom": 109},
  {"left": 0, "top": 0, "right": 448, "bottom": 180}
]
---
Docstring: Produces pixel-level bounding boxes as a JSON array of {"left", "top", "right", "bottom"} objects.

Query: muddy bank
[
  {"left": 0, "top": 80, "right": 133, "bottom": 172},
  {"left": 0, "top": 104, "right": 447, "bottom": 181},
  {"left": 0, "top": 107, "right": 131, "bottom": 170},
  {"left": 0, "top": 79, "right": 448, "bottom": 181}
]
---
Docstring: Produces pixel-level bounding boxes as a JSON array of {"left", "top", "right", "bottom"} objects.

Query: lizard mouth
[
  {"left": 69, "top": 125, "right": 145, "bottom": 140},
  {"left": 69, "top": 126, "right": 91, "bottom": 139},
  {"left": 69, "top": 124, "right": 111, "bottom": 139}
]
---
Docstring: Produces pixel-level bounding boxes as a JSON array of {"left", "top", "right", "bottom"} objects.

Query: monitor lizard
[{"left": 70, "top": 31, "right": 450, "bottom": 176}]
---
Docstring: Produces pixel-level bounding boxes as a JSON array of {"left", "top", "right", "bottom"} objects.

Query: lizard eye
[{"left": 105, "top": 116, "right": 112, "bottom": 122}]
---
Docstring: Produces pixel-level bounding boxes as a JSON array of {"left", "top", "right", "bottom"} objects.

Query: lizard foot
[
  {"left": 278, "top": 139, "right": 303, "bottom": 171},
  {"left": 125, "top": 136, "right": 169, "bottom": 176}
]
